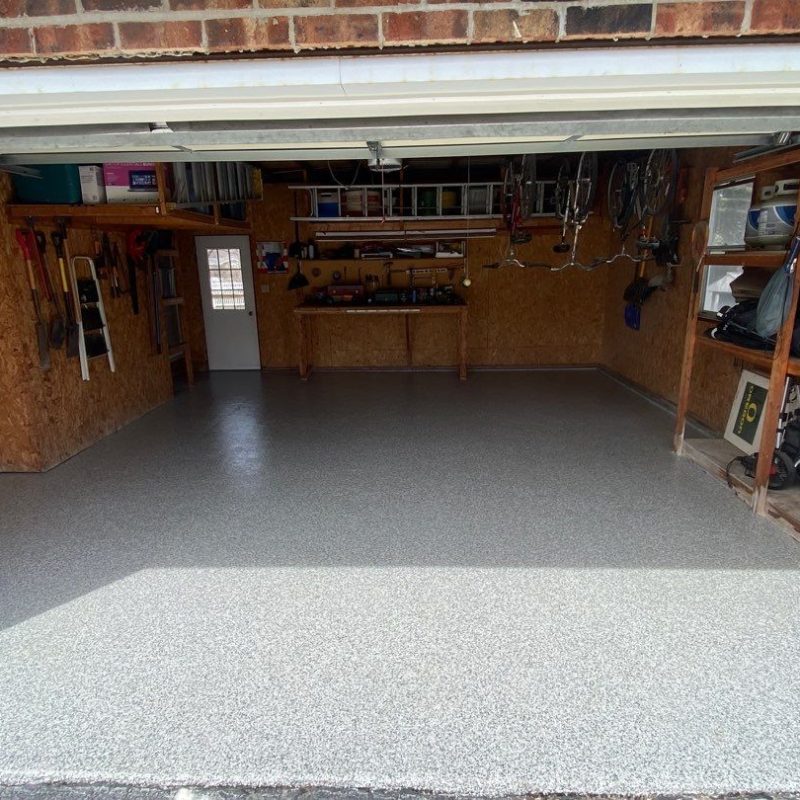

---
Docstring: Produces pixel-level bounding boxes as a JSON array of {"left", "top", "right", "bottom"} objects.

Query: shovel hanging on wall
[
  {"left": 15, "top": 228, "right": 50, "bottom": 370},
  {"left": 51, "top": 229, "right": 81, "bottom": 358}
]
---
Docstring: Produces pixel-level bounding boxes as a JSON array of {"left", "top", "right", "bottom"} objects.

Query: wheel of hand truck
[{"left": 769, "top": 449, "right": 796, "bottom": 490}]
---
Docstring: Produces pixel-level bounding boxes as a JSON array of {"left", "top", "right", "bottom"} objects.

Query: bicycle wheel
[
  {"left": 607, "top": 159, "right": 637, "bottom": 230},
  {"left": 501, "top": 158, "right": 516, "bottom": 229},
  {"left": 641, "top": 148, "right": 678, "bottom": 217},
  {"left": 573, "top": 152, "right": 597, "bottom": 224},
  {"left": 555, "top": 159, "right": 571, "bottom": 221},
  {"left": 519, "top": 155, "right": 537, "bottom": 219}
]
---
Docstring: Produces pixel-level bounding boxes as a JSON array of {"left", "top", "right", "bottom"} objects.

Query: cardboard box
[
  {"left": 102, "top": 162, "right": 159, "bottom": 204},
  {"left": 79, "top": 165, "right": 106, "bottom": 204}
]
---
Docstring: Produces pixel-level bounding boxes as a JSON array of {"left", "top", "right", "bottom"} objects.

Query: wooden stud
[
  {"left": 752, "top": 180, "right": 800, "bottom": 514},
  {"left": 673, "top": 167, "right": 717, "bottom": 453},
  {"left": 155, "top": 163, "right": 169, "bottom": 217}
]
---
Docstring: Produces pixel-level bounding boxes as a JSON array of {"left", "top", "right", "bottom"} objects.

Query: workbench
[{"left": 293, "top": 304, "right": 468, "bottom": 381}]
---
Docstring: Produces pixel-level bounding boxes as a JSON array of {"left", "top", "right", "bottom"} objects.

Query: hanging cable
[{"left": 327, "top": 160, "right": 361, "bottom": 188}]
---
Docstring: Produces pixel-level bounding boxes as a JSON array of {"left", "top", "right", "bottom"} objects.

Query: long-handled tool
[
  {"left": 110, "top": 241, "right": 127, "bottom": 297},
  {"left": 126, "top": 228, "right": 145, "bottom": 315},
  {"left": 144, "top": 231, "right": 163, "bottom": 354},
  {"left": 102, "top": 233, "right": 121, "bottom": 298},
  {"left": 51, "top": 228, "right": 81, "bottom": 358},
  {"left": 15, "top": 228, "right": 51, "bottom": 370},
  {"left": 31, "top": 227, "right": 66, "bottom": 348}
]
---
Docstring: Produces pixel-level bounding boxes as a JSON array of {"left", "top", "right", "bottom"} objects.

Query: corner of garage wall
[
  {"left": 600, "top": 146, "right": 746, "bottom": 434},
  {"left": 0, "top": 175, "right": 175, "bottom": 472}
]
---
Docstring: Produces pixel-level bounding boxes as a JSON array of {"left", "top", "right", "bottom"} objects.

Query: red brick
[
  {"left": 335, "top": 0, "right": 412, "bottom": 7},
  {"left": 120, "top": 20, "right": 203, "bottom": 50},
  {"left": 294, "top": 13, "right": 379, "bottom": 47},
  {"left": 565, "top": 4, "right": 652, "bottom": 39},
  {"left": 472, "top": 8, "right": 557, "bottom": 42},
  {"left": 260, "top": 0, "right": 329, "bottom": 7},
  {"left": 750, "top": 0, "right": 800, "bottom": 33},
  {"left": 205, "top": 16, "right": 291, "bottom": 51},
  {"left": 655, "top": 1, "right": 744, "bottom": 37},
  {"left": 34, "top": 22, "right": 115, "bottom": 55},
  {"left": 0, "top": 27, "right": 33, "bottom": 56},
  {"left": 383, "top": 10, "right": 468, "bottom": 43},
  {"left": 25, "top": 0, "right": 76, "bottom": 14},
  {"left": 0, "top": 0, "right": 24, "bottom": 14},
  {"left": 81, "top": 0, "right": 159, "bottom": 10},
  {"left": 171, "top": 0, "right": 251, "bottom": 8}
]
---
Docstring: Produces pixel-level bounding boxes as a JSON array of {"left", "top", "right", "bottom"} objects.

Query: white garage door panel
[{"left": 0, "top": 44, "right": 799, "bottom": 130}]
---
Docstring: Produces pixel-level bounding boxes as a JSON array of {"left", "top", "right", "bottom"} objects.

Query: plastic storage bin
[{"left": 12, "top": 164, "right": 82, "bottom": 204}]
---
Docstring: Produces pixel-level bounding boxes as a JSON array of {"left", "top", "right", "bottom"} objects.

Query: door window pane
[{"left": 207, "top": 247, "right": 245, "bottom": 310}]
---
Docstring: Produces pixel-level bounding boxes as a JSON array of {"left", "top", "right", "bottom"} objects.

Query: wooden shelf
[
  {"left": 161, "top": 297, "right": 185, "bottom": 306},
  {"left": 294, "top": 215, "right": 501, "bottom": 223},
  {"left": 683, "top": 437, "right": 800, "bottom": 540},
  {"left": 6, "top": 203, "right": 250, "bottom": 233},
  {"left": 695, "top": 328, "right": 800, "bottom": 376},
  {"left": 716, "top": 147, "right": 800, "bottom": 183},
  {"left": 706, "top": 249, "right": 787, "bottom": 269},
  {"left": 305, "top": 258, "right": 464, "bottom": 268}
]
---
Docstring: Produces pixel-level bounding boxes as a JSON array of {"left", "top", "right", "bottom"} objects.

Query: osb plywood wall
[
  {"left": 0, "top": 191, "right": 173, "bottom": 472},
  {"left": 174, "top": 185, "right": 615, "bottom": 372},
  {"left": 0, "top": 175, "right": 41, "bottom": 471},
  {"left": 602, "top": 147, "right": 761, "bottom": 433}
]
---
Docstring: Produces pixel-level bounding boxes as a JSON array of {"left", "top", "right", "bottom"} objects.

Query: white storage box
[{"left": 79, "top": 165, "right": 106, "bottom": 204}]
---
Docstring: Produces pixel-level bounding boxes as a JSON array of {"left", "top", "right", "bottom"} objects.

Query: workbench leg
[
  {"left": 458, "top": 309, "right": 467, "bottom": 381},
  {"left": 297, "top": 316, "right": 311, "bottom": 380},
  {"left": 405, "top": 315, "right": 413, "bottom": 367}
]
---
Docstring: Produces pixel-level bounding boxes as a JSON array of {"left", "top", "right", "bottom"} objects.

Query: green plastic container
[{"left": 12, "top": 164, "right": 82, "bottom": 204}]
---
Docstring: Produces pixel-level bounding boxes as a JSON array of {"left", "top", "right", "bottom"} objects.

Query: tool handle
[
  {"left": 56, "top": 254, "right": 69, "bottom": 293},
  {"left": 15, "top": 228, "right": 31, "bottom": 260},
  {"left": 28, "top": 228, "right": 54, "bottom": 303},
  {"left": 24, "top": 256, "right": 37, "bottom": 292},
  {"left": 50, "top": 231, "right": 64, "bottom": 259}
]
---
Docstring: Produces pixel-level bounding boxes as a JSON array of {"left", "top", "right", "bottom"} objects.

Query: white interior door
[{"left": 195, "top": 235, "right": 260, "bottom": 370}]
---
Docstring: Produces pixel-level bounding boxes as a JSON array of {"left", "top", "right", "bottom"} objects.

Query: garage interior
[{"left": 2, "top": 46, "right": 800, "bottom": 796}]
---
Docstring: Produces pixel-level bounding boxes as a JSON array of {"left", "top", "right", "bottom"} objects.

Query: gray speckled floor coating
[{"left": 1, "top": 370, "right": 800, "bottom": 796}]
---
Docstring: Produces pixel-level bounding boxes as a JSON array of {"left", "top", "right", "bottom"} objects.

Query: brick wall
[{"left": 0, "top": 0, "right": 797, "bottom": 62}]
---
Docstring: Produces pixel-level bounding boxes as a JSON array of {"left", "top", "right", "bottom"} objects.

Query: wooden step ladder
[{"left": 69, "top": 255, "right": 115, "bottom": 381}]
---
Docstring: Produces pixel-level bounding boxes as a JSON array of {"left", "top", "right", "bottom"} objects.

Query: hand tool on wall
[
  {"left": 126, "top": 228, "right": 146, "bottom": 315},
  {"left": 31, "top": 227, "right": 66, "bottom": 349},
  {"left": 51, "top": 228, "right": 81, "bottom": 358},
  {"left": 144, "top": 231, "right": 162, "bottom": 354},
  {"left": 92, "top": 231, "right": 107, "bottom": 279},
  {"left": 110, "top": 241, "right": 127, "bottom": 297},
  {"left": 101, "top": 233, "right": 118, "bottom": 298},
  {"left": 15, "top": 228, "right": 51, "bottom": 370}
]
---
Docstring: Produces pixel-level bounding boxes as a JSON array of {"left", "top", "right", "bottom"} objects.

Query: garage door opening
[{"left": 2, "top": 131, "right": 800, "bottom": 797}]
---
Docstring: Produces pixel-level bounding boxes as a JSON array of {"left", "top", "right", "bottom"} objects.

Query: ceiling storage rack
[
  {"left": 7, "top": 163, "right": 261, "bottom": 233},
  {"left": 289, "top": 181, "right": 557, "bottom": 222},
  {"left": 674, "top": 146, "right": 800, "bottom": 533}
]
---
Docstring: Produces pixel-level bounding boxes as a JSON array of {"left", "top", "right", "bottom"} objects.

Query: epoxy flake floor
[{"left": 1, "top": 370, "right": 800, "bottom": 796}]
